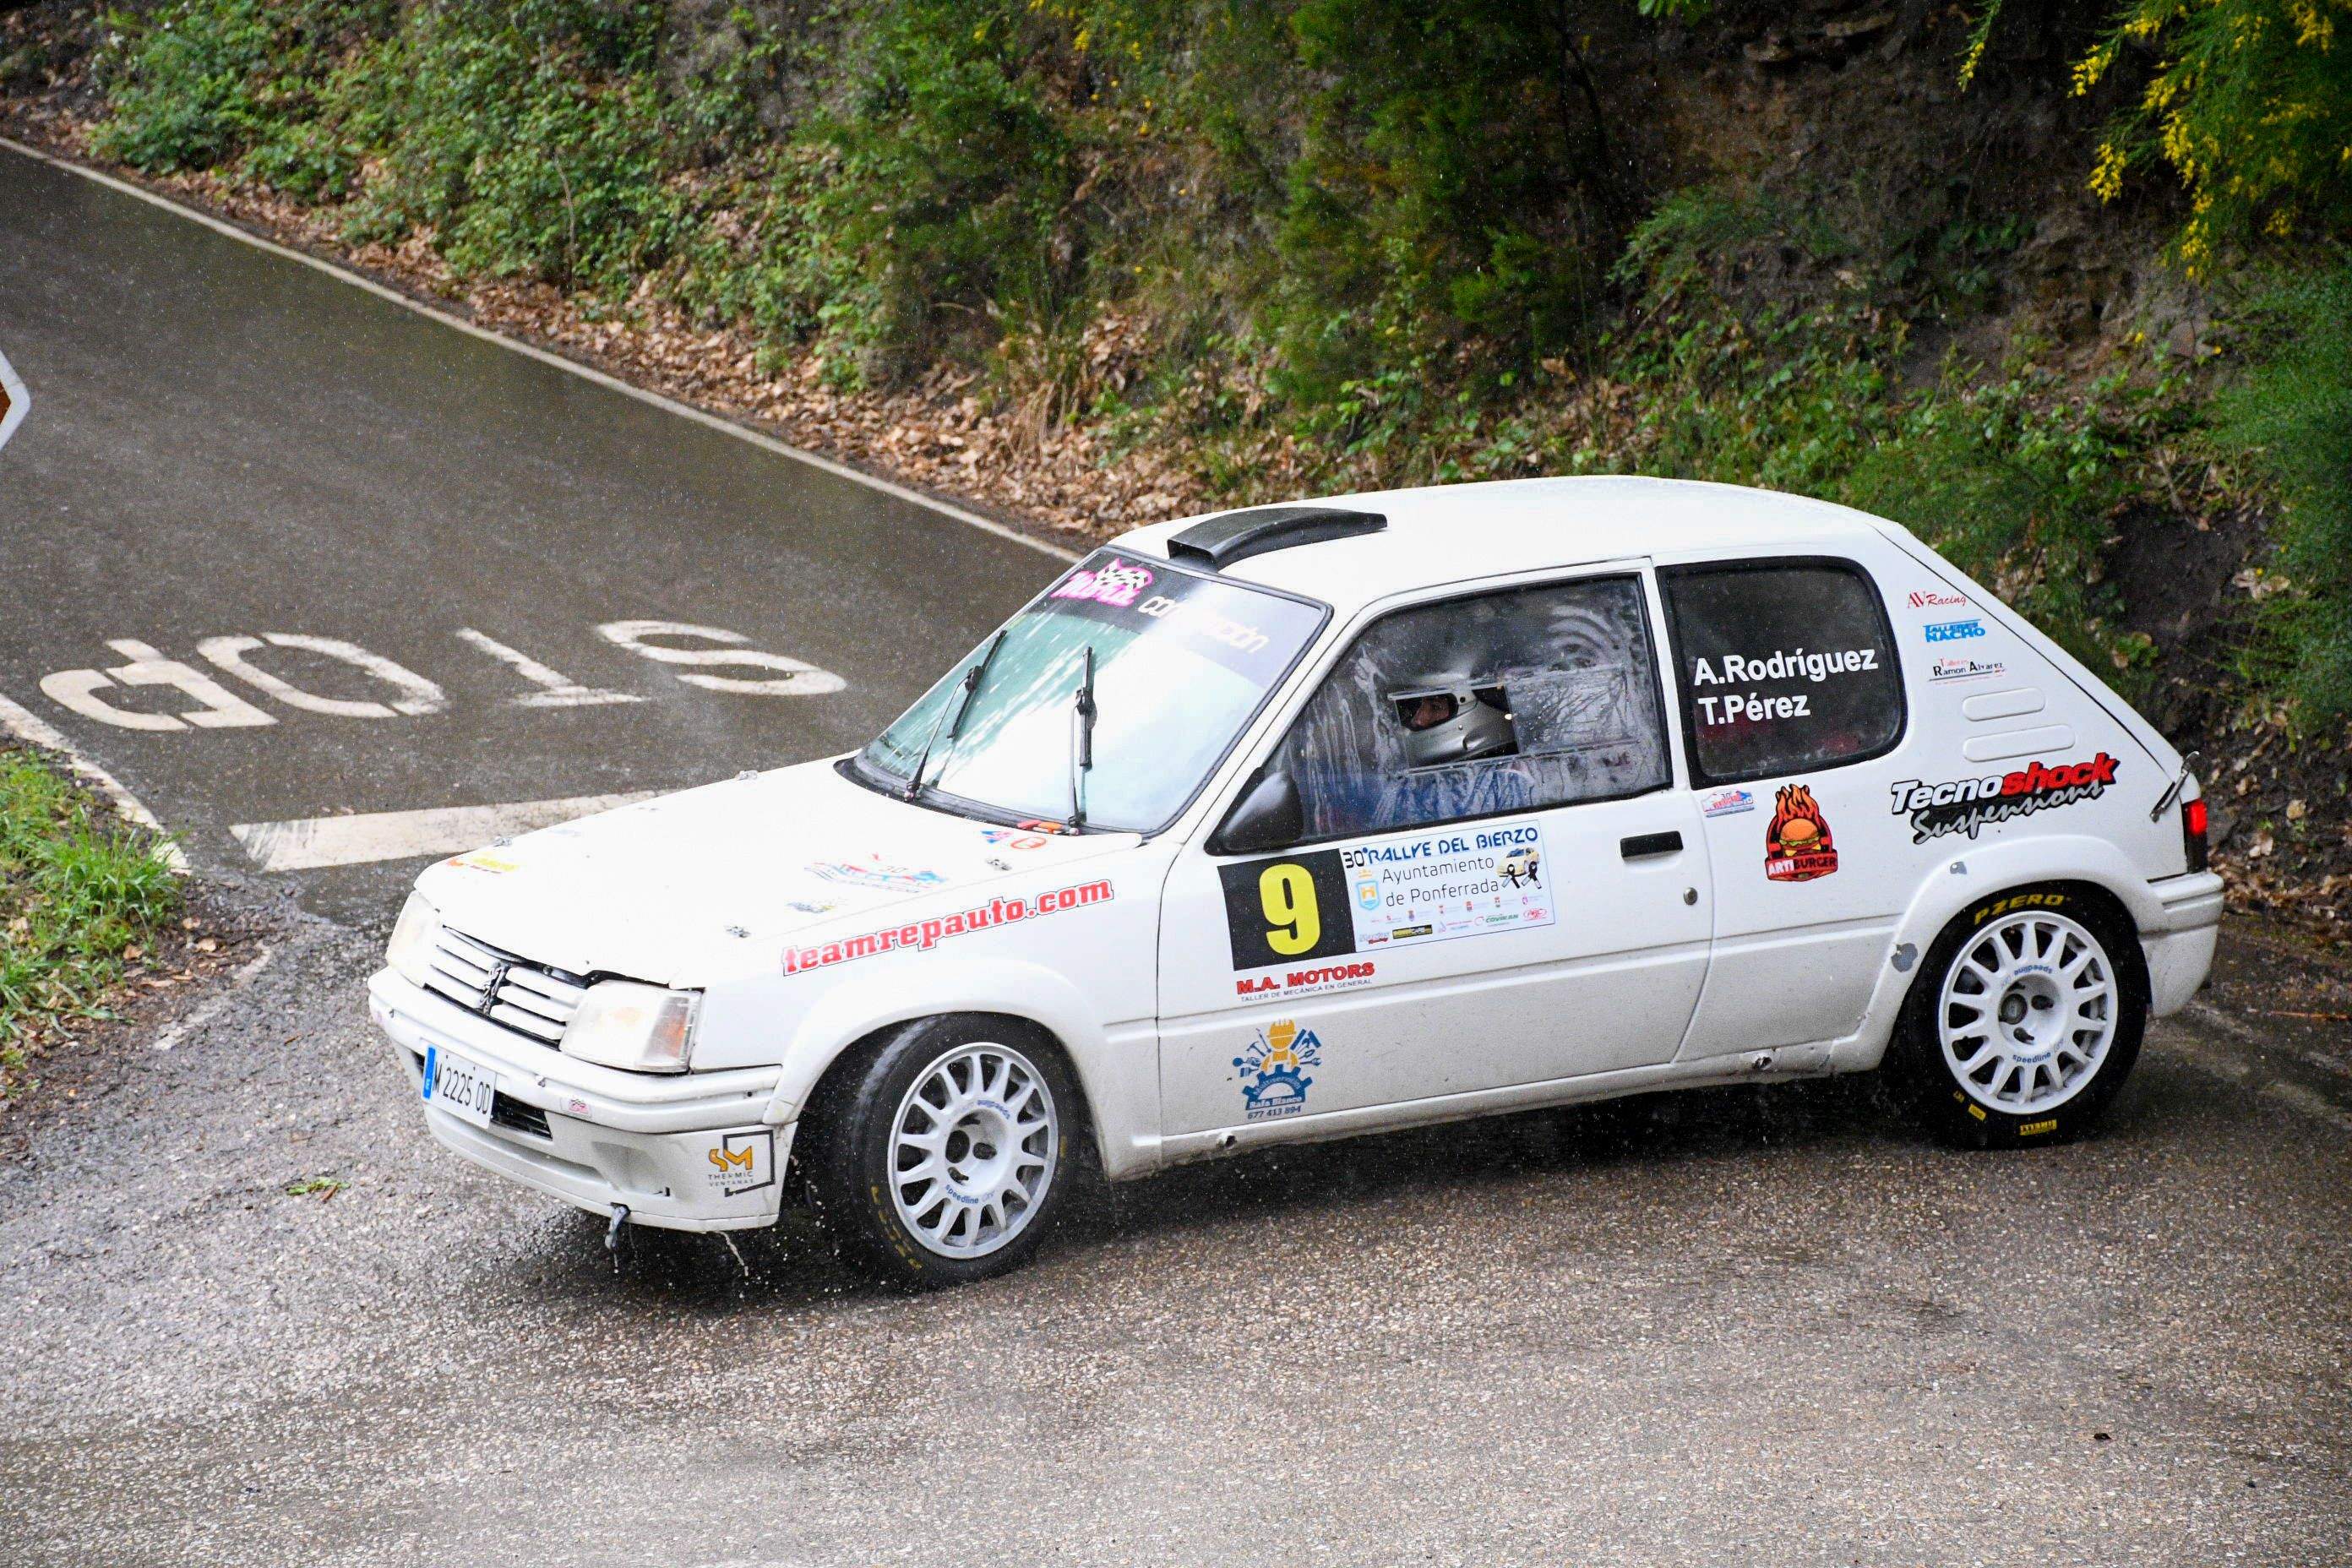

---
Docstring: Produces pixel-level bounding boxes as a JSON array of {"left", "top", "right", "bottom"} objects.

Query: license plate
[{"left": 422, "top": 1044, "right": 497, "bottom": 1130}]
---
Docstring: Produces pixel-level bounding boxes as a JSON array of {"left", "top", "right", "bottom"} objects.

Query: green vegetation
[
  {"left": 2208, "top": 261, "right": 2352, "bottom": 714},
  {"left": 0, "top": 749, "right": 182, "bottom": 1099},
  {"left": 77, "top": 0, "right": 2352, "bottom": 734}
]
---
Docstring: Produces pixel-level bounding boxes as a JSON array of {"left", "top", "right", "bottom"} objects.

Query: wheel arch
[
  {"left": 1837, "top": 835, "right": 2163, "bottom": 1072},
  {"left": 760, "top": 957, "right": 1160, "bottom": 1180}
]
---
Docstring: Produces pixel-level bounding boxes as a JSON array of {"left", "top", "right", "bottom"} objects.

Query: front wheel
[
  {"left": 802, "top": 1015, "right": 1077, "bottom": 1288},
  {"left": 1892, "top": 889, "right": 2148, "bottom": 1148}
]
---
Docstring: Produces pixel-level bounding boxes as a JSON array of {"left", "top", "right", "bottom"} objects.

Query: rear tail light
[{"left": 2181, "top": 797, "right": 2209, "bottom": 873}]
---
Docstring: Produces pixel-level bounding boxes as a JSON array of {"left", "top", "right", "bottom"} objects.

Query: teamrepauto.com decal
[
  {"left": 782, "top": 879, "right": 1113, "bottom": 974},
  {"left": 1887, "top": 753, "right": 2120, "bottom": 843}
]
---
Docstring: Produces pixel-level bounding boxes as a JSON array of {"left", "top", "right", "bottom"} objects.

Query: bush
[{"left": 2210, "top": 259, "right": 2352, "bottom": 716}]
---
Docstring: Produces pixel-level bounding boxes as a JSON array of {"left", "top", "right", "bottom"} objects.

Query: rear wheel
[
  {"left": 802, "top": 1015, "right": 1076, "bottom": 1288},
  {"left": 1892, "top": 888, "right": 2146, "bottom": 1147}
]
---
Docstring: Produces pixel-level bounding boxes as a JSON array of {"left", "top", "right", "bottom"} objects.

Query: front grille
[
  {"left": 422, "top": 927, "right": 588, "bottom": 1048},
  {"left": 489, "top": 1094, "right": 552, "bottom": 1139}
]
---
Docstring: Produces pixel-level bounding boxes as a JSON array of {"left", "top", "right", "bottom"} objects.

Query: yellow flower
[{"left": 2091, "top": 140, "right": 2131, "bottom": 200}]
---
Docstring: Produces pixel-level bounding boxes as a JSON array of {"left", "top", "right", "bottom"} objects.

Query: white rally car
[{"left": 370, "top": 476, "right": 2222, "bottom": 1286}]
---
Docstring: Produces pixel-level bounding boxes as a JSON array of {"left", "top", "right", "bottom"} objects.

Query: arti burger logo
[{"left": 1765, "top": 784, "right": 1839, "bottom": 882}]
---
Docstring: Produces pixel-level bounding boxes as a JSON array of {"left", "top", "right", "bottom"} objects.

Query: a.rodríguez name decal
[{"left": 1887, "top": 753, "right": 2120, "bottom": 843}]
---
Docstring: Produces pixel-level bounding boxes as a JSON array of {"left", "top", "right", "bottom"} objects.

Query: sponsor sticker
[
  {"left": 1701, "top": 787, "right": 1756, "bottom": 818},
  {"left": 1234, "top": 1019, "right": 1321, "bottom": 1120},
  {"left": 1234, "top": 959, "right": 1379, "bottom": 999},
  {"left": 1887, "top": 753, "right": 2120, "bottom": 843},
  {"left": 1048, "top": 558, "right": 1154, "bottom": 607},
  {"left": 781, "top": 879, "right": 1113, "bottom": 975},
  {"left": 1924, "top": 618, "right": 1986, "bottom": 643},
  {"left": 1907, "top": 589, "right": 1968, "bottom": 609},
  {"left": 1218, "top": 822, "right": 1554, "bottom": 971},
  {"left": 1927, "top": 655, "right": 2006, "bottom": 684},
  {"left": 445, "top": 850, "right": 521, "bottom": 874},
  {"left": 704, "top": 1129, "right": 776, "bottom": 1195},
  {"left": 808, "top": 856, "right": 950, "bottom": 892},
  {"left": 1764, "top": 784, "right": 1839, "bottom": 882},
  {"left": 980, "top": 828, "right": 1050, "bottom": 851}
]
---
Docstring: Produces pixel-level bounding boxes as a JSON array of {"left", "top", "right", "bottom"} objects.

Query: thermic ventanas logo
[
  {"left": 1765, "top": 784, "right": 1838, "bottom": 882},
  {"left": 1887, "top": 753, "right": 2119, "bottom": 843}
]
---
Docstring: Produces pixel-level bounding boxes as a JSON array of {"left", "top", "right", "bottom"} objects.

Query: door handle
[{"left": 1620, "top": 830, "right": 1683, "bottom": 860}]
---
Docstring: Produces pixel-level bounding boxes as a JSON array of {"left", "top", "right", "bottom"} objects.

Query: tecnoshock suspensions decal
[{"left": 1887, "top": 753, "right": 2120, "bottom": 843}]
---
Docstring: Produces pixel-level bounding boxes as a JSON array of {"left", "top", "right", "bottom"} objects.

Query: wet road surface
[
  {"left": 0, "top": 144, "right": 1054, "bottom": 923},
  {"left": 3, "top": 148, "right": 2349, "bottom": 1566}
]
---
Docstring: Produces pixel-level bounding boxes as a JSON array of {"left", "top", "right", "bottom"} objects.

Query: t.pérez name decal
[
  {"left": 1687, "top": 646, "right": 1879, "bottom": 727},
  {"left": 783, "top": 879, "right": 1113, "bottom": 974},
  {"left": 1887, "top": 753, "right": 2120, "bottom": 843}
]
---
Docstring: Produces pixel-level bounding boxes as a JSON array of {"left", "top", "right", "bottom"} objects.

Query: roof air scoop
[{"left": 1164, "top": 504, "right": 1387, "bottom": 570}]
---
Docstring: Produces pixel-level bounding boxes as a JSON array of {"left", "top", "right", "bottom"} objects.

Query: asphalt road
[
  {"left": 3, "top": 147, "right": 2349, "bottom": 1567},
  {"left": 0, "top": 145, "right": 1053, "bottom": 923}
]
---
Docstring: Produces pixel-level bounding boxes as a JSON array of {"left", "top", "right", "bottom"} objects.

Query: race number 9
[
  {"left": 1219, "top": 849, "right": 1353, "bottom": 971},
  {"left": 1259, "top": 863, "right": 1320, "bottom": 956}
]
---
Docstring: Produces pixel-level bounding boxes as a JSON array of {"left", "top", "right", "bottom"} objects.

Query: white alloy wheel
[
  {"left": 1936, "top": 909, "right": 2119, "bottom": 1115},
  {"left": 888, "top": 1042, "right": 1059, "bottom": 1259}
]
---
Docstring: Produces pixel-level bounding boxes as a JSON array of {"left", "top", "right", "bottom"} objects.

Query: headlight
[
  {"left": 385, "top": 893, "right": 438, "bottom": 988},
  {"left": 562, "top": 981, "right": 699, "bottom": 1074}
]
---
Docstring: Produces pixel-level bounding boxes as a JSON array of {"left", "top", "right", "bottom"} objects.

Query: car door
[
  {"left": 1655, "top": 552, "right": 1916, "bottom": 1061},
  {"left": 1156, "top": 568, "right": 1715, "bottom": 1141}
]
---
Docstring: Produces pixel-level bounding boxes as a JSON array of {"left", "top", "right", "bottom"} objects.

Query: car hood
[{"left": 412, "top": 759, "right": 1136, "bottom": 985}]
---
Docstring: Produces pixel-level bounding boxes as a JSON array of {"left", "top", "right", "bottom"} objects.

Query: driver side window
[{"left": 1266, "top": 574, "right": 1671, "bottom": 842}]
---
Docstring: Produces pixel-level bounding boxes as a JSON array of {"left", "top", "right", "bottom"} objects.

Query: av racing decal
[
  {"left": 1764, "top": 783, "right": 1838, "bottom": 882},
  {"left": 1219, "top": 822, "right": 1554, "bottom": 972},
  {"left": 1234, "top": 1019, "right": 1321, "bottom": 1120},
  {"left": 782, "top": 878, "right": 1113, "bottom": 974},
  {"left": 1888, "top": 753, "right": 2120, "bottom": 843},
  {"left": 1907, "top": 589, "right": 1968, "bottom": 609}
]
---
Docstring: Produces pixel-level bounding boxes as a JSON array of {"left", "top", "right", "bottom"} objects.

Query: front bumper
[
  {"left": 2142, "top": 869, "right": 2225, "bottom": 1018},
  {"left": 369, "top": 969, "right": 791, "bottom": 1233}
]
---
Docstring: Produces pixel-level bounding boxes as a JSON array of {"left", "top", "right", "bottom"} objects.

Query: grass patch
[{"left": 0, "top": 748, "right": 182, "bottom": 1102}]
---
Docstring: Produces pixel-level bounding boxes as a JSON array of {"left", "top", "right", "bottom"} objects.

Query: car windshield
[{"left": 857, "top": 550, "right": 1326, "bottom": 832}]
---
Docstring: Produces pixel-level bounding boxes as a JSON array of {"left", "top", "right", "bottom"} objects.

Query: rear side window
[{"left": 1660, "top": 558, "right": 1904, "bottom": 786}]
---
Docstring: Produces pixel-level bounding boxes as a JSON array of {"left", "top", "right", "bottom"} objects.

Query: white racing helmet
[{"left": 1393, "top": 682, "right": 1516, "bottom": 768}]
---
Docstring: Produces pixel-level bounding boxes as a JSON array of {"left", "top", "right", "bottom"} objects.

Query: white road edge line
[
  {"left": 0, "top": 689, "right": 188, "bottom": 872},
  {"left": 0, "top": 136, "right": 1077, "bottom": 564},
  {"left": 231, "top": 792, "right": 660, "bottom": 873},
  {"left": 153, "top": 940, "right": 275, "bottom": 1054}
]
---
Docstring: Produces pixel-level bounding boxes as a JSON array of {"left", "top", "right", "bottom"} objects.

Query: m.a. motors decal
[{"left": 1888, "top": 752, "right": 2120, "bottom": 843}]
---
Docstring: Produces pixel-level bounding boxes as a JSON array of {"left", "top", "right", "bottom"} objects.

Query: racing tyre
[
  {"left": 1891, "top": 887, "right": 2148, "bottom": 1149},
  {"left": 803, "top": 1015, "right": 1077, "bottom": 1288}
]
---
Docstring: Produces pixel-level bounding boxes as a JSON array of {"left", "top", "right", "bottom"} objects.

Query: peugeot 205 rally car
[{"left": 370, "top": 476, "right": 2223, "bottom": 1287}]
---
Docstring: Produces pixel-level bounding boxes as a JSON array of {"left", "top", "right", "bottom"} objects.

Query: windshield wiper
[
  {"left": 1067, "top": 643, "right": 1096, "bottom": 829},
  {"left": 904, "top": 629, "right": 1004, "bottom": 803}
]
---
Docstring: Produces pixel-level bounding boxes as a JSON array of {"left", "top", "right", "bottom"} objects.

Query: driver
[{"left": 1396, "top": 683, "right": 1518, "bottom": 768}]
